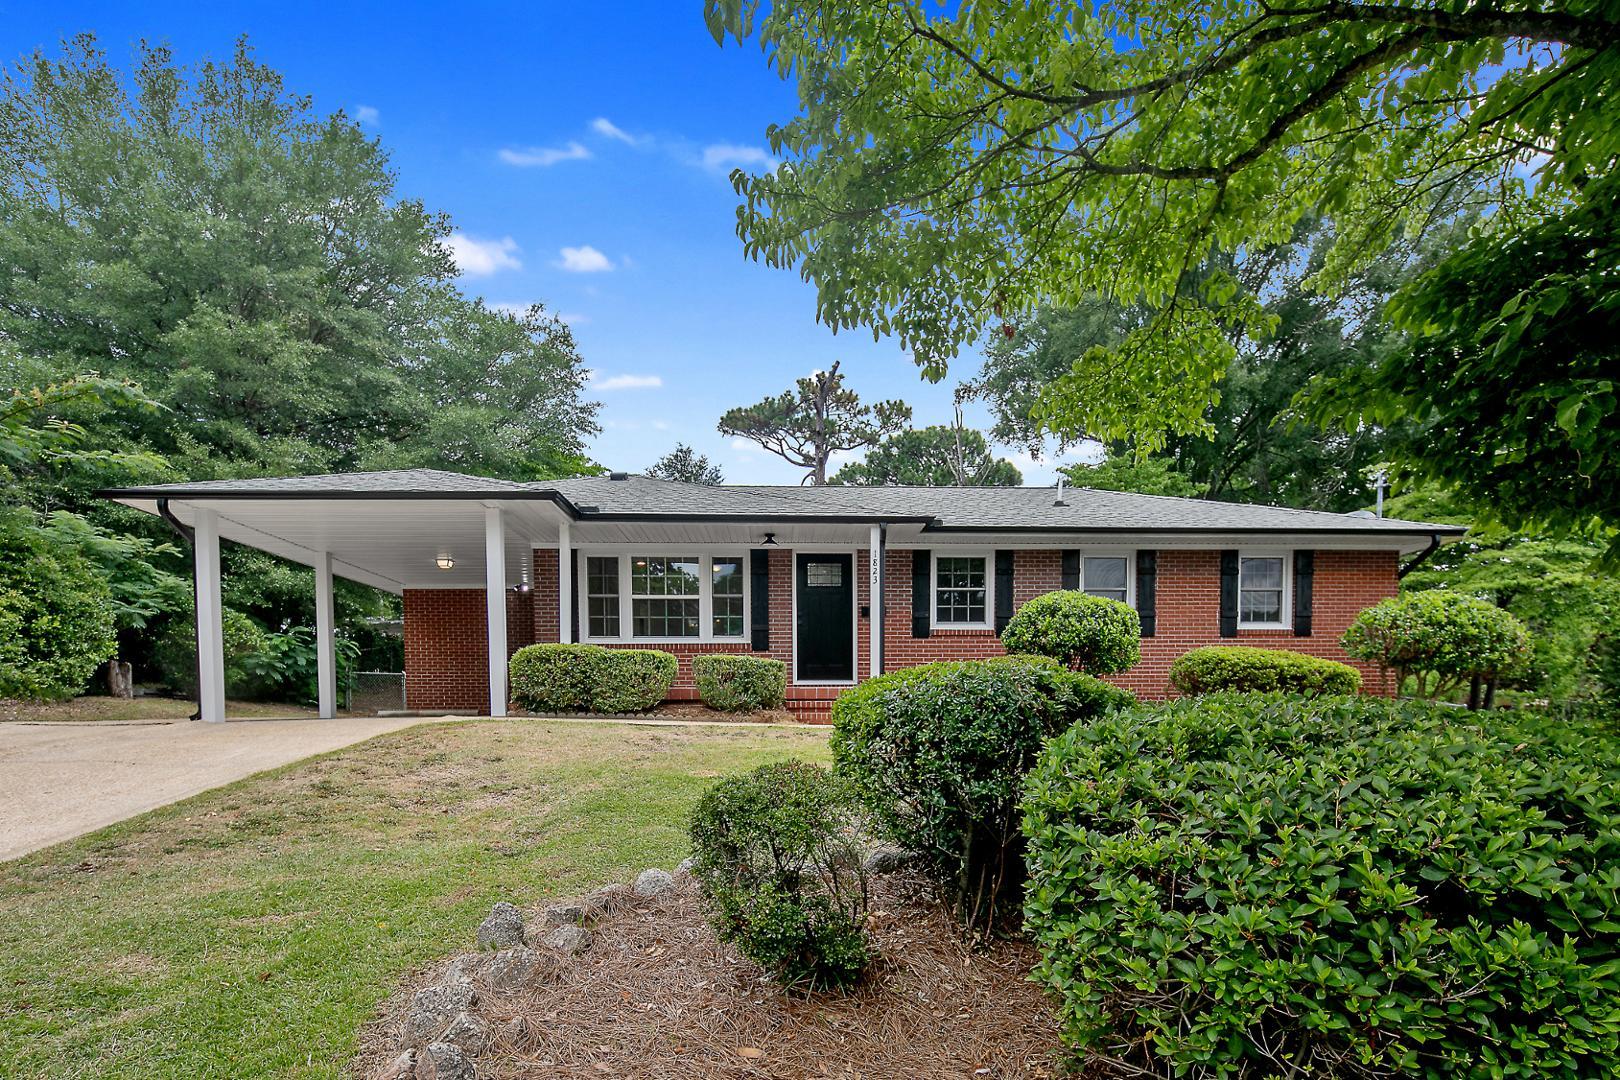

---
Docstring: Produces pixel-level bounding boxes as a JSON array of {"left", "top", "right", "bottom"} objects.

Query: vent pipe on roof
[
  {"left": 1053, "top": 475, "right": 1068, "bottom": 507},
  {"left": 609, "top": 471, "right": 629, "bottom": 481}
]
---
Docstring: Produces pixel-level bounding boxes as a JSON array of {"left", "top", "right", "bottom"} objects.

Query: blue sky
[{"left": 1, "top": 0, "right": 1080, "bottom": 484}]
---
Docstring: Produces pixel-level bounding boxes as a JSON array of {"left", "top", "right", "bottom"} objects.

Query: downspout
[
  {"left": 156, "top": 498, "right": 203, "bottom": 722},
  {"left": 1397, "top": 533, "right": 1443, "bottom": 580}
]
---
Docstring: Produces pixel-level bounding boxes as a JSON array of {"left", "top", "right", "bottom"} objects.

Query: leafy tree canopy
[
  {"left": 718, "top": 360, "right": 911, "bottom": 484},
  {"left": 707, "top": 0, "right": 1614, "bottom": 510},
  {"left": 832, "top": 424, "right": 1021, "bottom": 486},
  {"left": 1062, "top": 454, "right": 1200, "bottom": 499},
  {"left": 646, "top": 443, "right": 725, "bottom": 485}
]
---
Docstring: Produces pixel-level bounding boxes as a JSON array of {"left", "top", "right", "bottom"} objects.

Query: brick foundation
[{"left": 402, "top": 545, "right": 1400, "bottom": 719}]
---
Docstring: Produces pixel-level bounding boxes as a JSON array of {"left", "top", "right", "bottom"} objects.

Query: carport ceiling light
[{"left": 435, "top": 554, "right": 455, "bottom": 570}]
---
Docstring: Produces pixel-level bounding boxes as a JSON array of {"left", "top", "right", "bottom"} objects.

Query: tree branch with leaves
[{"left": 718, "top": 361, "right": 912, "bottom": 484}]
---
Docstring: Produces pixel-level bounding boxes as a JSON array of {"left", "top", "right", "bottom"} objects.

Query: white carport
[{"left": 102, "top": 475, "right": 581, "bottom": 721}]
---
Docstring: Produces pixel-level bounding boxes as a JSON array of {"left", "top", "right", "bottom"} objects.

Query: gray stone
[
  {"left": 418, "top": 1041, "right": 475, "bottom": 1080},
  {"left": 863, "top": 846, "right": 913, "bottom": 874},
  {"left": 406, "top": 980, "right": 477, "bottom": 1044},
  {"left": 482, "top": 946, "right": 554, "bottom": 991},
  {"left": 632, "top": 868, "right": 675, "bottom": 897},
  {"left": 674, "top": 857, "right": 695, "bottom": 877},
  {"left": 541, "top": 924, "right": 593, "bottom": 955},
  {"left": 476, "top": 901, "right": 525, "bottom": 950},
  {"left": 440, "top": 1011, "right": 489, "bottom": 1055},
  {"left": 371, "top": 1049, "right": 415, "bottom": 1080},
  {"left": 538, "top": 901, "right": 586, "bottom": 928}
]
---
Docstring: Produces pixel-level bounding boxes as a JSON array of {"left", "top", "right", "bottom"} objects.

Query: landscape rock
[
  {"left": 674, "top": 857, "right": 695, "bottom": 877},
  {"left": 541, "top": 924, "right": 593, "bottom": 955},
  {"left": 405, "top": 980, "right": 477, "bottom": 1044},
  {"left": 482, "top": 946, "right": 554, "bottom": 991},
  {"left": 863, "top": 846, "right": 913, "bottom": 874},
  {"left": 476, "top": 901, "right": 525, "bottom": 950},
  {"left": 417, "top": 1041, "right": 475, "bottom": 1080},
  {"left": 632, "top": 868, "right": 676, "bottom": 897},
  {"left": 371, "top": 1048, "right": 415, "bottom": 1080},
  {"left": 538, "top": 901, "right": 586, "bottom": 928},
  {"left": 440, "top": 1011, "right": 489, "bottom": 1054}
]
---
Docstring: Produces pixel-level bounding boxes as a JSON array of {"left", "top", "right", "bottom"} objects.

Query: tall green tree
[
  {"left": 708, "top": 1, "right": 1616, "bottom": 529},
  {"left": 646, "top": 443, "right": 724, "bottom": 485},
  {"left": 831, "top": 424, "right": 1021, "bottom": 486},
  {"left": 719, "top": 361, "right": 911, "bottom": 484},
  {"left": 1062, "top": 455, "right": 1200, "bottom": 499}
]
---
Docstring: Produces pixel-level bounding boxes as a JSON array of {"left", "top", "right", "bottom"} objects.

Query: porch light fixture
[
  {"left": 435, "top": 553, "right": 455, "bottom": 570},
  {"left": 761, "top": 532, "right": 779, "bottom": 547}
]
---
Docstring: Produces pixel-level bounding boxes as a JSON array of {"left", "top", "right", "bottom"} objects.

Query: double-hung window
[
  {"left": 934, "top": 554, "right": 989, "bottom": 627},
  {"left": 1080, "top": 556, "right": 1129, "bottom": 603},
  {"left": 579, "top": 553, "right": 747, "bottom": 641},
  {"left": 1238, "top": 554, "right": 1288, "bottom": 627}
]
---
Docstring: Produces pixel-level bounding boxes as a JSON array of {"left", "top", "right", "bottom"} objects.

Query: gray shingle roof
[{"left": 101, "top": 469, "right": 1462, "bottom": 535}]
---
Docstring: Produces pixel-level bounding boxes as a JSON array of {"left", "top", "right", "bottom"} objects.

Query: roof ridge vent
[{"left": 609, "top": 471, "right": 629, "bottom": 481}]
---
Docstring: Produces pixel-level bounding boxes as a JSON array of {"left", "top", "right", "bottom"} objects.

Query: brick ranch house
[{"left": 102, "top": 470, "right": 1463, "bottom": 722}]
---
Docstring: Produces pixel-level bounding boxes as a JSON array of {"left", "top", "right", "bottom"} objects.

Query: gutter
[
  {"left": 96, "top": 486, "right": 586, "bottom": 519},
  {"left": 1398, "top": 533, "right": 1445, "bottom": 580},
  {"left": 155, "top": 498, "right": 202, "bottom": 722}
]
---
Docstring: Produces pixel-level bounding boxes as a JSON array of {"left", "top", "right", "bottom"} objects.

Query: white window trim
[
  {"left": 576, "top": 550, "right": 750, "bottom": 645},
  {"left": 1237, "top": 549, "right": 1292, "bottom": 630},
  {"left": 932, "top": 549, "right": 995, "bottom": 630},
  {"left": 1075, "top": 550, "right": 1136, "bottom": 606}
]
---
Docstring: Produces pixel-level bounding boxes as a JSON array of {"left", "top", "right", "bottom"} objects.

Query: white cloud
[
  {"left": 701, "top": 143, "right": 780, "bottom": 173},
  {"left": 591, "top": 117, "right": 637, "bottom": 144},
  {"left": 498, "top": 141, "right": 592, "bottom": 167},
  {"left": 555, "top": 245, "right": 614, "bottom": 273},
  {"left": 589, "top": 371, "right": 663, "bottom": 391},
  {"left": 446, "top": 233, "right": 521, "bottom": 277},
  {"left": 355, "top": 104, "right": 380, "bottom": 126},
  {"left": 555, "top": 311, "right": 590, "bottom": 327}
]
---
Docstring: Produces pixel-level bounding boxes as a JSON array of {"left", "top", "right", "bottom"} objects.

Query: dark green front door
[{"left": 796, "top": 553, "right": 854, "bottom": 682}]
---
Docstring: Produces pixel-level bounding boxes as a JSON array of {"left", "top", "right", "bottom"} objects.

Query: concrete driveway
[{"left": 0, "top": 715, "right": 456, "bottom": 862}]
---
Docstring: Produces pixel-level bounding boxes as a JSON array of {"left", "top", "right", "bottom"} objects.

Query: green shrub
[
  {"left": 1023, "top": 693, "right": 1620, "bottom": 1078},
  {"left": 693, "top": 653, "right": 786, "bottom": 711},
  {"left": 830, "top": 656, "right": 1133, "bottom": 934},
  {"left": 689, "top": 760, "right": 870, "bottom": 990},
  {"left": 153, "top": 605, "right": 266, "bottom": 696},
  {"left": 508, "top": 643, "right": 677, "bottom": 713},
  {"left": 1343, "top": 591, "right": 1532, "bottom": 704},
  {"left": 1000, "top": 590, "right": 1140, "bottom": 674},
  {"left": 0, "top": 519, "right": 117, "bottom": 700},
  {"left": 1169, "top": 645, "right": 1362, "bottom": 696}
]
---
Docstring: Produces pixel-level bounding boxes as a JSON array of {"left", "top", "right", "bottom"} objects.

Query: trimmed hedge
[
  {"left": 689, "top": 760, "right": 870, "bottom": 990},
  {"left": 508, "top": 643, "right": 676, "bottom": 713},
  {"left": 1023, "top": 693, "right": 1620, "bottom": 1077},
  {"left": 1000, "top": 590, "right": 1141, "bottom": 674},
  {"left": 1169, "top": 645, "right": 1362, "bottom": 696},
  {"left": 693, "top": 653, "right": 786, "bottom": 712},
  {"left": 831, "top": 655, "right": 1134, "bottom": 933}
]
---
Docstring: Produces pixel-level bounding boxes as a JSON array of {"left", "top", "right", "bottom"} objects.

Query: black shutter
[
  {"left": 1293, "top": 549, "right": 1315, "bottom": 637},
  {"left": 750, "top": 549, "right": 770, "bottom": 651},
  {"left": 1135, "top": 550, "right": 1157, "bottom": 637},
  {"left": 569, "top": 556, "right": 580, "bottom": 643},
  {"left": 1219, "top": 550, "right": 1240, "bottom": 638},
  {"left": 911, "top": 549, "right": 931, "bottom": 639},
  {"left": 994, "top": 550, "right": 1015, "bottom": 634},
  {"left": 1061, "top": 549, "right": 1080, "bottom": 590}
]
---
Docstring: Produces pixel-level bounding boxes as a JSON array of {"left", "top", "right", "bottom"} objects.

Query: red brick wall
[{"left": 407, "top": 545, "right": 1400, "bottom": 717}]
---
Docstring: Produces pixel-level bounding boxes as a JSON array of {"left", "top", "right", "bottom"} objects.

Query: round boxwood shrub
[
  {"left": 689, "top": 760, "right": 870, "bottom": 990},
  {"left": 1023, "top": 693, "right": 1620, "bottom": 1078},
  {"left": 509, "top": 643, "right": 676, "bottom": 713},
  {"left": 1169, "top": 645, "right": 1362, "bottom": 696},
  {"left": 1342, "top": 591, "right": 1531, "bottom": 702},
  {"left": 831, "top": 655, "right": 1134, "bottom": 934},
  {"left": 693, "top": 653, "right": 786, "bottom": 712},
  {"left": 1000, "top": 590, "right": 1140, "bottom": 674}
]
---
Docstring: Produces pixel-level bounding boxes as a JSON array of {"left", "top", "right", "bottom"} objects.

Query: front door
[{"left": 796, "top": 553, "right": 854, "bottom": 682}]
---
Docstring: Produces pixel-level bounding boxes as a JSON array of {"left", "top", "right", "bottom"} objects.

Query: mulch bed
[
  {"left": 512, "top": 703, "right": 801, "bottom": 725},
  {"left": 354, "top": 872, "right": 1069, "bottom": 1078}
]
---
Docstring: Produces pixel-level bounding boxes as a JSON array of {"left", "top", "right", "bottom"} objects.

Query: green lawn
[{"left": 0, "top": 719, "right": 830, "bottom": 1078}]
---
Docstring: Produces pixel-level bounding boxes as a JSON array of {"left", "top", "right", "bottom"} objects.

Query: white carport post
[
  {"left": 485, "top": 506, "right": 508, "bottom": 717},
  {"left": 193, "top": 507, "right": 227, "bottom": 723},
  {"left": 869, "top": 523, "right": 885, "bottom": 677},
  {"left": 557, "top": 519, "right": 572, "bottom": 643},
  {"left": 314, "top": 552, "right": 337, "bottom": 719}
]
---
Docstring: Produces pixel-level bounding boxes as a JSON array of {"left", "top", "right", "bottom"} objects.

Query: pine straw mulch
[{"left": 353, "top": 872, "right": 1074, "bottom": 1079}]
